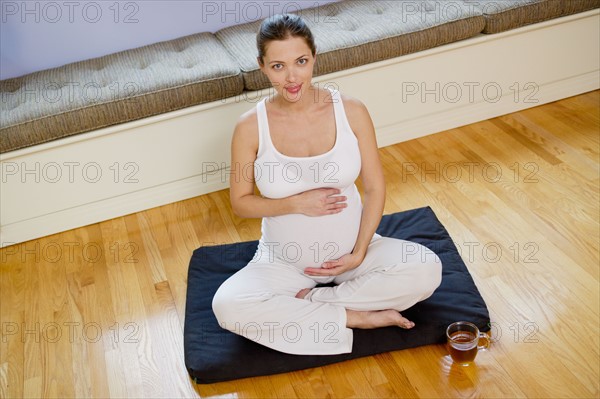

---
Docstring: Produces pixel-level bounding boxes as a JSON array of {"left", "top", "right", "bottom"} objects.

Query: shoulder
[
  {"left": 339, "top": 92, "right": 368, "bottom": 115},
  {"left": 235, "top": 105, "right": 258, "bottom": 133},
  {"left": 232, "top": 104, "right": 259, "bottom": 149},
  {"left": 338, "top": 92, "right": 375, "bottom": 138}
]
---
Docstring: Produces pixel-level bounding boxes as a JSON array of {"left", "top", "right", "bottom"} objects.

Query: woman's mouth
[{"left": 285, "top": 84, "right": 302, "bottom": 94}]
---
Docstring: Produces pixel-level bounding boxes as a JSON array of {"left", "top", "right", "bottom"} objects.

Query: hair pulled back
[{"left": 256, "top": 13, "right": 316, "bottom": 66}]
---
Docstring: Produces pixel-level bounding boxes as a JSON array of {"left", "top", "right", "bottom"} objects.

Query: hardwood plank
[{"left": 98, "top": 218, "right": 146, "bottom": 398}]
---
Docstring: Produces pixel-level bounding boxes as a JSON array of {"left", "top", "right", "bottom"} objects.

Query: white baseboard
[
  {"left": 377, "top": 71, "right": 600, "bottom": 147},
  {"left": 1, "top": 9, "right": 598, "bottom": 247}
]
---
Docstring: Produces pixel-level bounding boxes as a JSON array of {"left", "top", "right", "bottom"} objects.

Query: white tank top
[{"left": 254, "top": 86, "right": 364, "bottom": 270}]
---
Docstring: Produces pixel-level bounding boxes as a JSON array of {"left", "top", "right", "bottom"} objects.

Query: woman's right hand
[{"left": 293, "top": 188, "right": 347, "bottom": 216}]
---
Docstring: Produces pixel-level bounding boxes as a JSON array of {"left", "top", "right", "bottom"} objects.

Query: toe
[{"left": 398, "top": 313, "right": 415, "bottom": 329}]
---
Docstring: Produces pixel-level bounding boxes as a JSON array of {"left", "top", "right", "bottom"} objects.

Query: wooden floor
[{"left": 1, "top": 90, "right": 598, "bottom": 398}]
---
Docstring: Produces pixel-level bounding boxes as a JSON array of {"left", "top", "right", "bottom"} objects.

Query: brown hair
[{"left": 256, "top": 13, "right": 316, "bottom": 66}]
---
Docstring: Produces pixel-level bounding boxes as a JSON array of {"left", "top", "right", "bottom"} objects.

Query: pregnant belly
[{"left": 260, "top": 185, "right": 363, "bottom": 270}]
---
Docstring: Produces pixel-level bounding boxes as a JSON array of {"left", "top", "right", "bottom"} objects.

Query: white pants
[{"left": 212, "top": 234, "right": 442, "bottom": 355}]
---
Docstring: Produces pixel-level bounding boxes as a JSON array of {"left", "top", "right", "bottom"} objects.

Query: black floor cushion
[{"left": 184, "top": 206, "right": 490, "bottom": 384}]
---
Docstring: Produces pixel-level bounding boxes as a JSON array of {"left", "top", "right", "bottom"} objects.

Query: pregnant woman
[{"left": 212, "top": 13, "right": 442, "bottom": 355}]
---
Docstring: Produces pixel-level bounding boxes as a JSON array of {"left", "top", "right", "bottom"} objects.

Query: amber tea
[{"left": 446, "top": 321, "right": 490, "bottom": 365}]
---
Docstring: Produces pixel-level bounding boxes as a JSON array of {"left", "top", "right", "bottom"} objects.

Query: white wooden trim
[{"left": 2, "top": 9, "right": 598, "bottom": 247}]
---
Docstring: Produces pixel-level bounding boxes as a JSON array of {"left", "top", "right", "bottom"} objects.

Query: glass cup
[{"left": 446, "top": 321, "right": 490, "bottom": 365}]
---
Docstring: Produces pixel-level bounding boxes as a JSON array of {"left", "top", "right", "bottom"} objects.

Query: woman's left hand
[{"left": 303, "top": 252, "right": 365, "bottom": 277}]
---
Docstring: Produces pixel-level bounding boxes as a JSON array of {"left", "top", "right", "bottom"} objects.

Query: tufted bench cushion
[
  {"left": 215, "top": 0, "right": 486, "bottom": 91},
  {"left": 0, "top": 32, "right": 243, "bottom": 154},
  {"left": 476, "top": 0, "right": 600, "bottom": 34}
]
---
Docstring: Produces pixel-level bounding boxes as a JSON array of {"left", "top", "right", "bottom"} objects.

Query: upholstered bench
[
  {"left": 1, "top": 0, "right": 488, "bottom": 153},
  {"left": 0, "top": 33, "right": 244, "bottom": 153},
  {"left": 4, "top": 0, "right": 598, "bottom": 153},
  {"left": 2, "top": 0, "right": 599, "bottom": 153},
  {"left": 1, "top": 0, "right": 598, "bottom": 246}
]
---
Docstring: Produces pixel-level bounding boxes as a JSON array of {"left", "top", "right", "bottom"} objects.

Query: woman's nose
[{"left": 286, "top": 68, "right": 297, "bottom": 82}]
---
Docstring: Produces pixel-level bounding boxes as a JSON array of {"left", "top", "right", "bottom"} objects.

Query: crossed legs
[{"left": 212, "top": 236, "right": 442, "bottom": 355}]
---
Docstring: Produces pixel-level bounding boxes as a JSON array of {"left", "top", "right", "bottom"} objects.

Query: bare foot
[
  {"left": 295, "top": 288, "right": 312, "bottom": 299},
  {"left": 346, "top": 309, "right": 415, "bottom": 329}
]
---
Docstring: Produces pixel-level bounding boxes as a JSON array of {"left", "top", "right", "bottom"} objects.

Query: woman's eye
[
  {"left": 298, "top": 58, "right": 307, "bottom": 65},
  {"left": 273, "top": 64, "right": 282, "bottom": 70}
]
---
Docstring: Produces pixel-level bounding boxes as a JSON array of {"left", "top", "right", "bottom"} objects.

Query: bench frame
[{"left": 1, "top": 9, "right": 599, "bottom": 247}]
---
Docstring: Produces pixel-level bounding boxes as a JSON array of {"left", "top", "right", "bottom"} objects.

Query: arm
[
  {"left": 229, "top": 110, "right": 348, "bottom": 218},
  {"left": 348, "top": 97, "right": 386, "bottom": 260},
  {"left": 229, "top": 111, "right": 294, "bottom": 218},
  {"left": 304, "top": 96, "right": 385, "bottom": 275}
]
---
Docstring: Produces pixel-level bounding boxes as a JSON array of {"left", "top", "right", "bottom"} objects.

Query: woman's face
[{"left": 258, "top": 36, "right": 316, "bottom": 103}]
